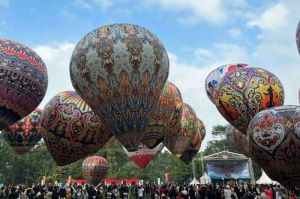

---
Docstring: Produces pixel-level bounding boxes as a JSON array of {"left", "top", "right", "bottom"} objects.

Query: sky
[{"left": 0, "top": 0, "right": 299, "bottom": 151}]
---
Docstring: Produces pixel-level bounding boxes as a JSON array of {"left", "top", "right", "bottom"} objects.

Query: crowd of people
[{"left": 0, "top": 182, "right": 297, "bottom": 199}]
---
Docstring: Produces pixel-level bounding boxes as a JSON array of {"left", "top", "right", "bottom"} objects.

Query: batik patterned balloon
[
  {"left": 70, "top": 24, "right": 169, "bottom": 152},
  {"left": 142, "top": 82, "right": 183, "bottom": 149},
  {"left": 41, "top": 91, "right": 112, "bottom": 166},
  {"left": 205, "top": 63, "right": 248, "bottom": 104},
  {"left": 214, "top": 67, "right": 284, "bottom": 134},
  {"left": 296, "top": 20, "right": 300, "bottom": 55},
  {"left": 123, "top": 143, "right": 163, "bottom": 169},
  {"left": 197, "top": 118, "right": 206, "bottom": 141},
  {"left": 2, "top": 108, "right": 43, "bottom": 155},
  {"left": 226, "top": 125, "right": 250, "bottom": 157},
  {"left": 82, "top": 156, "right": 108, "bottom": 185},
  {"left": 248, "top": 106, "right": 300, "bottom": 189},
  {"left": 164, "top": 103, "right": 201, "bottom": 164},
  {"left": 0, "top": 38, "right": 48, "bottom": 130}
]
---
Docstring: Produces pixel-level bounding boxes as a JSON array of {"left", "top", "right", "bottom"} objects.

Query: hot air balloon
[
  {"left": 226, "top": 125, "right": 250, "bottom": 157},
  {"left": 197, "top": 118, "right": 206, "bottom": 141},
  {"left": 2, "top": 108, "right": 43, "bottom": 155},
  {"left": 82, "top": 156, "right": 108, "bottom": 185},
  {"left": 214, "top": 67, "right": 284, "bottom": 134},
  {"left": 142, "top": 82, "right": 183, "bottom": 149},
  {"left": 41, "top": 91, "right": 112, "bottom": 166},
  {"left": 0, "top": 38, "right": 48, "bottom": 130},
  {"left": 248, "top": 105, "right": 300, "bottom": 189},
  {"left": 164, "top": 103, "right": 202, "bottom": 164},
  {"left": 69, "top": 23, "right": 169, "bottom": 152},
  {"left": 205, "top": 63, "right": 248, "bottom": 104},
  {"left": 123, "top": 143, "right": 163, "bottom": 169},
  {"left": 296, "top": 20, "right": 300, "bottom": 55}
]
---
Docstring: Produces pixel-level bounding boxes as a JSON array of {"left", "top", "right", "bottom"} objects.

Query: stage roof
[{"left": 202, "top": 151, "right": 249, "bottom": 162}]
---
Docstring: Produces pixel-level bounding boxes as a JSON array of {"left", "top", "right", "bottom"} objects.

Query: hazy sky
[{"left": 1, "top": 0, "right": 299, "bottom": 150}]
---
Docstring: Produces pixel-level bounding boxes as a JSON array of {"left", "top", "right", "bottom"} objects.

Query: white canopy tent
[
  {"left": 200, "top": 172, "right": 211, "bottom": 184},
  {"left": 256, "top": 170, "right": 280, "bottom": 185},
  {"left": 189, "top": 177, "right": 200, "bottom": 185}
]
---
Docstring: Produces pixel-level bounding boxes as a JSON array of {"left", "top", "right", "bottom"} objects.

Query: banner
[{"left": 207, "top": 161, "right": 250, "bottom": 180}]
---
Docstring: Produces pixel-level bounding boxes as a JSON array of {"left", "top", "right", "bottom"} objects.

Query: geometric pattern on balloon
[
  {"left": 82, "top": 156, "right": 109, "bottom": 185},
  {"left": 2, "top": 108, "right": 43, "bottom": 155},
  {"left": 142, "top": 82, "right": 183, "bottom": 149},
  {"left": 248, "top": 105, "right": 300, "bottom": 189},
  {"left": 214, "top": 67, "right": 284, "bottom": 134},
  {"left": 40, "top": 91, "right": 112, "bottom": 166},
  {"left": 165, "top": 103, "right": 201, "bottom": 164},
  {"left": 296, "top": 20, "right": 300, "bottom": 55},
  {"left": 123, "top": 143, "right": 164, "bottom": 169},
  {"left": 70, "top": 23, "right": 169, "bottom": 152},
  {"left": 0, "top": 38, "right": 48, "bottom": 130},
  {"left": 205, "top": 63, "right": 248, "bottom": 104}
]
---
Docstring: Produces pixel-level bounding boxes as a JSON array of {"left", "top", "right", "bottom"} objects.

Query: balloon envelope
[
  {"left": 226, "top": 125, "right": 250, "bottom": 157},
  {"left": 214, "top": 67, "right": 284, "bottom": 134},
  {"left": 41, "top": 91, "right": 112, "bottom": 166},
  {"left": 205, "top": 63, "right": 248, "bottom": 104},
  {"left": 142, "top": 82, "right": 183, "bottom": 149},
  {"left": 2, "top": 108, "right": 43, "bottom": 155},
  {"left": 164, "top": 103, "right": 202, "bottom": 164},
  {"left": 0, "top": 38, "right": 48, "bottom": 130},
  {"left": 123, "top": 143, "right": 163, "bottom": 169},
  {"left": 82, "top": 156, "right": 108, "bottom": 185},
  {"left": 296, "top": 20, "right": 300, "bottom": 55},
  {"left": 248, "top": 105, "right": 300, "bottom": 189},
  {"left": 197, "top": 118, "right": 206, "bottom": 141},
  {"left": 70, "top": 23, "right": 169, "bottom": 151}
]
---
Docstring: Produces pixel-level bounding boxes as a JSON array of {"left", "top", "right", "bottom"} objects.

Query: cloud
[
  {"left": 228, "top": 28, "right": 241, "bottom": 38},
  {"left": 247, "top": 3, "right": 288, "bottom": 31},
  {"left": 0, "top": 0, "right": 9, "bottom": 6},
  {"left": 144, "top": 0, "right": 247, "bottom": 25},
  {"left": 34, "top": 43, "right": 76, "bottom": 108}
]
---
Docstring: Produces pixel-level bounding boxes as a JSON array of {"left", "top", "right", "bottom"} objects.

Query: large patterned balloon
[
  {"left": 70, "top": 24, "right": 169, "bottom": 152},
  {"left": 41, "top": 91, "right": 112, "bottom": 166},
  {"left": 123, "top": 143, "right": 163, "bottom": 169},
  {"left": 214, "top": 67, "right": 284, "bottom": 134},
  {"left": 197, "top": 118, "right": 206, "bottom": 141},
  {"left": 142, "top": 82, "right": 183, "bottom": 149},
  {"left": 205, "top": 63, "right": 248, "bottom": 104},
  {"left": 0, "top": 38, "right": 48, "bottom": 130},
  {"left": 2, "top": 108, "right": 43, "bottom": 155},
  {"left": 226, "top": 125, "right": 250, "bottom": 157},
  {"left": 296, "top": 20, "right": 300, "bottom": 55},
  {"left": 164, "top": 103, "right": 202, "bottom": 164},
  {"left": 248, "top": 106, "right": 300, "bottom": 189},
  {"left": 82, "top": 156, "right": 108, "bottom": 185}
]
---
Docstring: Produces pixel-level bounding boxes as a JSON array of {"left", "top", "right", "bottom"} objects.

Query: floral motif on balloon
[
  {"left": 82, "top": 156, "right": 109, "bottom": 185},
  {"left": 205, "top": 63, "right": 248, "bottom": 104},
  {"left": 41, "top": 91, "right": 112, "bottom": 166},
  {"left": 142, "top": 82, "right": 183, "bottom": 149},
  {"left": 123, "top": 143, "right": 163, "bottom": 169},
  {"left": 70, "top": 23, "right": 169, "bottom": 152},
  {"left": 164, "top": 103, "right": 202, "bottom": 164},
  {"left": 0, "top": 38, "right": 48, "bottom": 130},
  {"left": 226, "top": 125, "right": 249, "bottom": 157},
  {"left": 248, "top": 105, "right": 300, "bottom": 189},
  {"left": 2, "top": 108, "right": 43, "bottom": 155},
  {"left": 214, "top": 67, "right": 284, "bottom": 134},
  {"left": 296, "top": 20, "right": 300, "bottom": 55}
]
